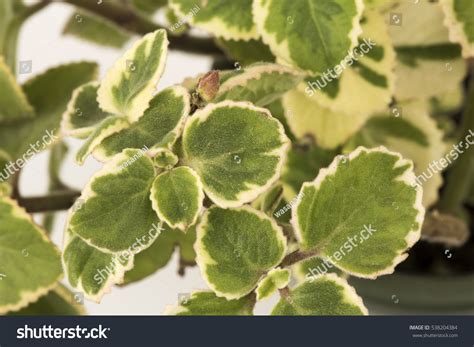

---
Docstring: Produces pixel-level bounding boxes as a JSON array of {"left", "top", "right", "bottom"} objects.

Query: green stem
[
  {"left": 60, "top": 0, "right": 222, "bottom": 55},
  {"left": 280, "top": 249, "right": 319, "bottom": 267},
  {"left": 18, "top": 189, "right": 81, "bottom": 213},
  {"left": 438, "top": 64, "right": 474, "bottom": 214}
]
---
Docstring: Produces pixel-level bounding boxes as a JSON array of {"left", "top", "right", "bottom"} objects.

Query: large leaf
[
  {"left": 214, "top": 63, "right": 302, "bottom": 107},
  {"left": 441, "top": 0, "right": 474, "bottom": 57},
  {"left": 165, "top": 291, "right": 255, "bottom": 315},
  {"left": 8, "top": 284, "right": 85, "bottom": 316},
  {"left": 195, "top": 206, "right": 287, "bottom": 299},
  {"left": 216, "top": 39, "right": 275, "bottom": 65},
  {"left": 63, "top": 231, "right": 133, "bottom": 302},
  {"left": 302, "top": 9, "right": 396, "bottom": 118},
  {"left": 272, "top": 274, "right": 367, "bottom": 315},
  {"left": 253, "top": 0, "right": 363, "bottom": 75},
  {"left": 292, "top": 147, "right": 425, "bottom": 278},
  {"left": 151, "top": 166, "right": 204, "bottom": 231},
  {"left": 283, "top": 88, "right": 370, "bottom": 149},
  {"left": 94, "top": 86, "right": 190, "bottom": 161},
  {"left": 61, "top": 82, "right": 110, "bottom": 139},
  {"left": 0, "top": 56, "right": 33, "bottom": 123},
  {"left": 63, "top": 10, "right": 131, "bottom": 49},
  {"left": 345, "top": 102, "right": 447, "bottom": 207},
  {"left": 0, "top": 197, "right": 62, "bottom": 314},
  {"left": 68, "top": 149, "right": 161, "bottom": 253},
  {"left": 97, "top": 29, "right": 168, "bottom": 122},
  {"left": 183, "top": 101, "right": 289, "bottom": 208},
  {"left": 0, "top": 62, "right": 98, "bottom": 160},
  {"left": 169, "top": 0, "right": 258, "bottom": 41}
]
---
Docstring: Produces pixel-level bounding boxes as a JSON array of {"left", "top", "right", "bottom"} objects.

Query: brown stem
[
  {"left": 280, "top": 249, "right": 319, "bottom": 268},
  {"left": 60, "top": 0, "right": 222, "bottom": 55},
  {"left": 18, "top": 189, "right": 81, "bottom": 213}
]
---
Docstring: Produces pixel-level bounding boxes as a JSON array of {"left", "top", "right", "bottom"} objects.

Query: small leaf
[
  {"left": 63, "top": 10, "right": 131, "bottom": 49},
  {"left": 252, "top": 183, "right": 284, "bottom": 215},
  {"left": 76, "top": 116, "right": 130, "bottom": 165},
  {"left": 294, "top": 257, "right": 342, "bottom": 282},
  {"left": 253, "top": 0, "right": 363, "bottom": 75},
  {"left": 272, "top": 274, "right": 368, "bottom": 315},
  {"left": 183, "top": 101, "right": 290, "bottom": 208},
  {"left": 165, "top": 291, "right": 255, "bottom": 316},
  {"left": 69, "top": 149, "right": 161, "bottom": 253},
  {"left": 169, "top": 0, "right": 258, "bottom": 41},
  {"left": 151, "top": 166, "right": 204, "bottom": 231},
  {"left": 256, "top": 268, "right": 290, "bottom": 301},
  {"left": 441, "top": 0, "right": 474, "bottom": 57},
  {"left": 0, "top": 62, "right": 98, "bottom": 161},
  {"left": 132, "top": 0, "right": 167, "bottom": 15},
  {"left": 0, "top": 197, "right": 62, "bottom": 314},
  {"left": 214, "top": 63, "right": 302, "bottom": 107},
  {"left": 61, "top": 82, "right": 110, "bottom": 139},
  {"left": 97, "top": 29, "right": 168, "bottom": 122},
  {"left": 62, "top": 231, "right": 133, "bottom": 302},
  {"left": 95, "top": 86, "right": 190, "bottom": 161},
  {"left": 292, "top": 147, "right": 425, "bottom": 278},
  {"left": 0, "top": 56, "right": 34, "bottom": 123},
  {"left": 153, "top": 149, "right": 179, "bottom": 169},
  {"left": 8, "top": 284, "right": 86, "bottom": 316},
  {"left": 195, "top": 206, "right": 287, "bottom": 299}
]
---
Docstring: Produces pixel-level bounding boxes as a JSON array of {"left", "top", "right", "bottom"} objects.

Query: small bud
[{"left": 197, "top": 71, "right": 220, "bottom": 102}]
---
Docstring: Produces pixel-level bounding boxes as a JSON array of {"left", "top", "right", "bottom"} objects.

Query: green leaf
[
  {"left": 169, "top": 0, "right": 258, "bottom": 41},
  {"left": 76, "top": 116, "right": 130, "bottom": 165},
  {"left": 441, "top": 0, "right": 474, "bottom": 57},
  {"left": 253, "top": 0, "right": 363, "bottom": 75},
  {"left": 214, "top": 63, "right": 302, "bottom": 107},
  {"left": 0, "top": 56, "right": 33, "bottom": 123},
  {"left": 0, "top": 62, "right": 98, "bottom": 161},
  {"left": 152, "top": 148, "right": 179, "bottom": 169},
  {"left": 8, "top": 284, "right": 85, "bottom": 316},
  {"left": 94, "top": 86, "right": 190, "bottom": 161},
  {"left": 256, "top": 268, "right": 290, "bottom": 301},
  {"left": 68, "top": 149, "right": 161, "bottom": 253},
  {"left": 281, "top": 143, "right": 337, "bottom": 200},
  {"left": 61, "top": 82, "right": 110, "bottom": 139},
  {"left": 63, "top": 231, "right": 133, "bottom": 302},
  {"left": 252, "top": 183, "right": 284, "bottom": 215},
  {"left": 345, "top": 102, "right": 447, "bottom": 207},
  {"left": 151, "top": 166, "right": 204, "bottom": 230},
  {"left": 195, "top": 206, "right": 287, "bottom": 299},
  {"left": 0, "top": 197, "right": 62, "bottom": 314},
  {"left": 216, "top": 39, "right": 275, "bottom": 66},
  {"left": 165, "top": 291, "right": 255, "bottom": 315},
  {"left": 302, "top": 9, "right": 395, "bottom": 117},
  {"left": 283, "top": 88, "right": 370, "bottom": 149},
  {"left": 272, "top": 274, "right": 367, "bottom": 315},
  {"left": 97, "top": 29, "right": 168, "bottom": 122},
  {"left": 294, "top": 257, "right": 342, "bottom": 282},
  {"left": 292, "top": 147, "right": 425, "bottom": 278},
  {"left": 132, "top": 0, "right": 167, "bottom": 14},
  {"left": 0, "top": 1, "right": 14, "bottom": 52},
  {"left": 183, "top": 101, "right": 290, "bottom": 208},
  {"left": 63, "top": 10, "right": 131, "bottom": 49}
]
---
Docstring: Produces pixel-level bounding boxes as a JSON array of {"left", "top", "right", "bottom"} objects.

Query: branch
[
  {"left": 280, "top": 249, "right": 319, "bottom": 268},
  {"left": 18, "top": 189, "right": 81, "bottom": 213},
  {"left": 60, "top": 0, "right": 222, "bottom": 55}
]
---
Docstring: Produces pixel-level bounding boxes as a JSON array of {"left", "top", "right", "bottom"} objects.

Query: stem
[
  {"left": 438, "top": 63, "right": 474, "bottom": 214},
  {"left": 60, "top": 0, "right": 222, "bottom": 55},
  {"left": 280, "top": 249, "right": 319, "bottom": 267},
  {"left": 18, "top": 189, "right": 80, "bottom": 213}
]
